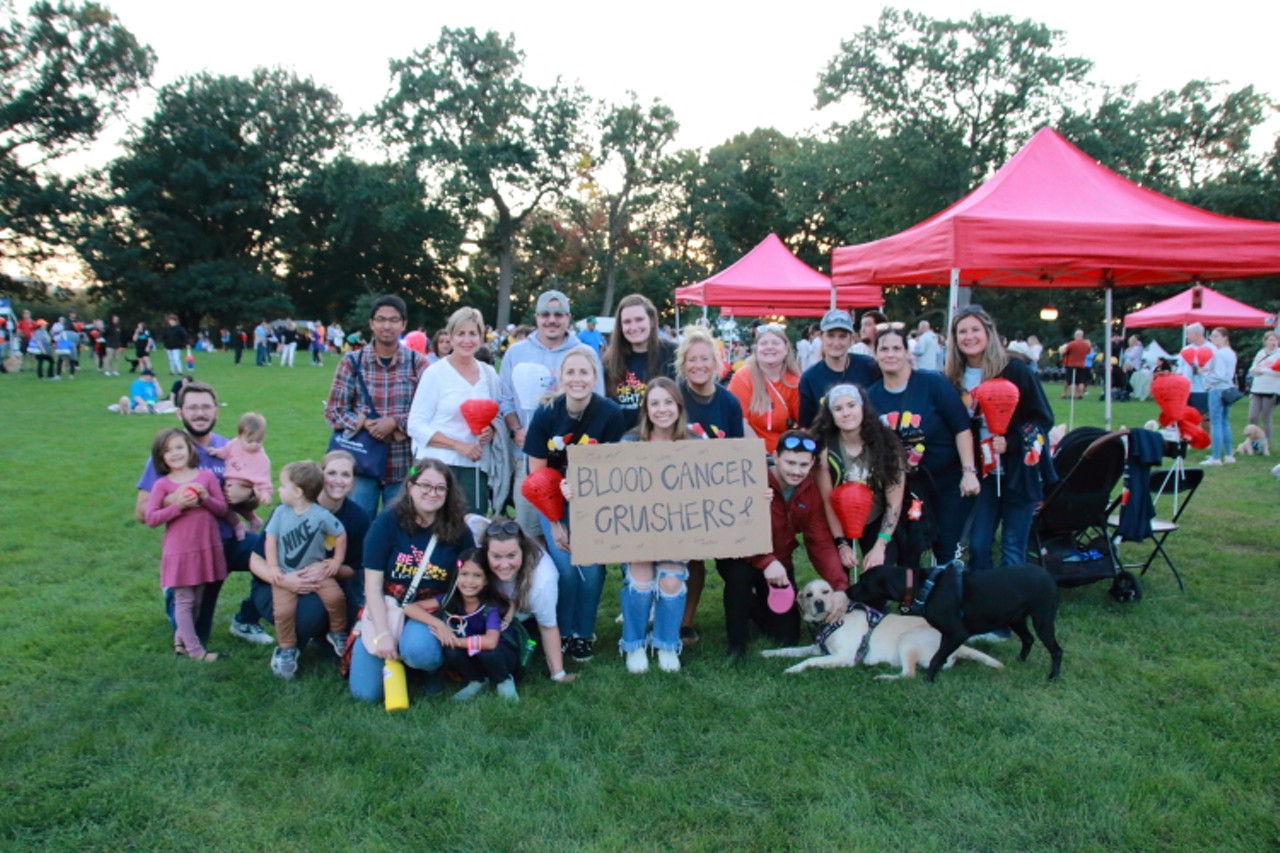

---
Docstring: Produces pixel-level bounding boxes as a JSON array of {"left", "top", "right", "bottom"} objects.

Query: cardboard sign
[{"left": 566, "top": 438, "right": 771, "bottom": 565}]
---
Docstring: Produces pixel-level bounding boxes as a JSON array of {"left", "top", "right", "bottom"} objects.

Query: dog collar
[
  {"left": 905, "top": 560, "right": 965, "bottom": 617},
  {"left": 812, "top": 602, "right": 886, "bottom": 663}
]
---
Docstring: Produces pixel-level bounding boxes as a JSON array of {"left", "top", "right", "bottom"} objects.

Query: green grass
[{"left": 1, "top": 355, "right": 1277, "bottom": 852}]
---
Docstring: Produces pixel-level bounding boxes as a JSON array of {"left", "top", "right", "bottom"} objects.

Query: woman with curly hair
[
  {"left": 348, "top": 458, "right": 476, "bottom": 702},
  {"left": 602, "top": 293, "right": 676, "bottom": 430},
  {"left": 812, "top": 385, "right": 906, "bottom": 577}
]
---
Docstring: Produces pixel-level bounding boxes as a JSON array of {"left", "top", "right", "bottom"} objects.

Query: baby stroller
[{"left": 1030, "top": 427, "right": 1141, "bottom": 602}]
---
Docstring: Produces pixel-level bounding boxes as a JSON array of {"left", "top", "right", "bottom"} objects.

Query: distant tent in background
[
  {"left": 675, "top": 233, "right": 881, "bottom": 319},
  {"left": 1123, "top": 285, "right": 1276, "bottom": 330}
]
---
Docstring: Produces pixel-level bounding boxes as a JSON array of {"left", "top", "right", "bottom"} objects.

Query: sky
[{"left": 74, "top": 0, "right": 1280, "bottom": 169}]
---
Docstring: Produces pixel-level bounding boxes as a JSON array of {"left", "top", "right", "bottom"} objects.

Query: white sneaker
[
  {"left": 1201, "top": 457, "right": 1221, "bottom": 466},
  {"left": 1223, "top": 455, "right": 1237, "bottom": 464},
  {"left": 625, "top": 648, "right": 649, "bottom": 674},
  {"left": 657, "top": 650, "right": 681, "bottom": 673}
]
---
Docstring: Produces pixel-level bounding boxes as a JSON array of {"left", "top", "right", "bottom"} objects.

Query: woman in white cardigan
[{"left": 408, "top": 307, "right": 502, "bottom": 513}]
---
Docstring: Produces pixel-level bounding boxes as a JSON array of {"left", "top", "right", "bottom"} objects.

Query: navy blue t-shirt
[
  {"left": 679, "top": 381, "right": 745, "bottom": 440},
  {"left": 362, "top": 510, "right": 475, "bottom": 603},
  {"left": 867, "top": 370, "right": 970, "bottom": 485},
  {"left": 798, "top": 356, "right": 882, "bottom": 427},
  {"left": 609, "top": 342, "right": 677, "bottom": 429},
  {"left": 523, "top": 393, "right": 627, "bottom": 474}
]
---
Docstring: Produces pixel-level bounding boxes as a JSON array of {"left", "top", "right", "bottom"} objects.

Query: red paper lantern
[
  {"left": 972, "top": 378, "right": 1020, "bottom": 436},
  {"left": 404, "top": 330, "right": 428, "bottom": 355},
  {"left": 460, "top": 399, "right": 499, "bottom": 436},
  {"left": 831, "top": 481, "right": 874, "bottom": 539},
  {"left": 521, "top": 467, "right": 565, "bottom": 522},
  {"left": 1179, "top": 345, "right": 1213, "bottom": 368},
  {"left": 1151, "top": 373, "right": 1190, "bottom": 426}
]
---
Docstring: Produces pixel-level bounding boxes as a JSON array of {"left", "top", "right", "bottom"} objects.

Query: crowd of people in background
[{"left": 7, "top": 283, "right": 1268, "bottom": 703}]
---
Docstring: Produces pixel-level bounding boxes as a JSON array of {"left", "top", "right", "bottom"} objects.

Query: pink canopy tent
[
  {"left": 1124, "top": 285, "right": 1276, "bottom": 329},
  {"left": 831, "top": 127, "right": 1280, "bottom": 425},
  {"left": 676, "top": 233, "right": 881, "bottom": 319}
]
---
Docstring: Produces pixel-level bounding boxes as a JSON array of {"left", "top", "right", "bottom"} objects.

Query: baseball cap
[
  {"left": 820, "top": 309, "right": 854, "bottom": 333},
  {"left": 536, "top": 290, "right": 570, "bottom": 315}
]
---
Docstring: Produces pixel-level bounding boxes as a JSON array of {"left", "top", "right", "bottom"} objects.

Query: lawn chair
[
  {"left": 1107, "top": 466, "right": 1203, "bottom": 593},
  {"left": 1031, "top": 427, "right": 1141, "bottom": 602}
]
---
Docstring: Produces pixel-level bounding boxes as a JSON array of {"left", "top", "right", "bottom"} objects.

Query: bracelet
[
  {"left": 962, "top": 465, "right": 977, "bottom": 473},
  {"left": 467, "top": 635, "right": 482, "bottom": 656},
  {"left": 834, "top": 537, "right": 849, "bottom": 548},
  {"left": 877, "top": 532, "right": 892, "bottom": 543},
  {"left": 550, "top": 670, "right": 567, "bottom": 682}
]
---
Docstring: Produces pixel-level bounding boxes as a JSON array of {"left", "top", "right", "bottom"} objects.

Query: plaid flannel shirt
[{"left": 324, "top": 344, "right": 426, "bottom": 485}]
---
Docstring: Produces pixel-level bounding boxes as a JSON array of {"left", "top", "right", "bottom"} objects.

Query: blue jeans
[
  {"left": 619, "top": 563, "right": 688, "bottom": 653},
  {"left": 539, "top": 514, "right": 604, "bottom": 640},
  {"left": 931, "top": 476, "right": 975, "bottom": 566},
  {"left": 255, "top": 343, "right": 268, "bottom": 365},
  {"left": 349, "top": 620, "right": 444, "bottom": 703},
  {"left": 967, "top": 482, "right": 1036, "bottom": 571},
  {"left": 350, "top": 475, "right": 403, "bottom": 519},
  {"left": 1208, "top": 388, "right": 1233, "bottom": 460}
]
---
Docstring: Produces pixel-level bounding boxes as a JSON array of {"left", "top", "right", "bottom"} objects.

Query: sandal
[
  {"left": 191, "top": 651, "right": 223, "bottom": 662},
  {"left": 174, "top": 641, "right": 186, "bottom": 656}
]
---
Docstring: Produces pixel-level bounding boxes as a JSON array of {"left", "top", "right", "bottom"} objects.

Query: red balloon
[
  {"left": 460, "top": 399, "right": 499, "bottom": 436},
  {"left": 521, "top": 467, "right": 565, "bottom": 522},
  {"left": 972, "top": 378, "right": 1020, "bottom": 436},
  {"left": 404, "top": 330, "right": 428, "bottom": 355},
  {"left": 831, "top": 481, "right": 874, "bottom": 539}
]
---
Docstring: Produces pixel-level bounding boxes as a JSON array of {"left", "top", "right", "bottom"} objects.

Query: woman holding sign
[
  {"left": 617, "top": 377, "right": 700, "bottom": 674},
  {"left": 675, "top": 325, "right": 746, "bottom": 648},
  {"left": 523, "top": 346, "right": 627, "bottom": 663},
  {"left": 943, "top": 306, "right": 1053, "bottom": 572},
  {"left": 813, "top": 385, "right": 905, "bottom": 577}
]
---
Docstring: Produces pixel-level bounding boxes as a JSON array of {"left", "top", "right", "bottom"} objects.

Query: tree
[
  {"left": 371, "top": 27, "right": 585, "bottom": 329},
  {"left": 78, "top": 68, "right": 346, "bottom": 329},
  {"left": 583, "top": 95, "right": 679, "bottom": 315},
  {"left": 1, "top": 0, "right": 153, "bottom": 245},
  {"left": 817, "top": 8, "right": 1092, "bottom": 185},
  {"left": 279, "top": 156, "right": 463, "bottom": 329}
]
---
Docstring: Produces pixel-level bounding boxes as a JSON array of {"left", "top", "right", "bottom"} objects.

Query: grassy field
[{"left": 1, "top": 354, "right": 1277, "bottom": 852}]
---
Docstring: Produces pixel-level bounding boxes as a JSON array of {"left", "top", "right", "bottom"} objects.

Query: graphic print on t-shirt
[
  {"left": 881, "top": 409, "right": 926, "bottom": 468},
  {"left": 613, "top": 371, "right": 647, "bottom": 410}
]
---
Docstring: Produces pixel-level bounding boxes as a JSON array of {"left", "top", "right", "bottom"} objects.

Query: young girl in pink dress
[{"left": 145, "top": 428, "right": 229, "bottom": 661}]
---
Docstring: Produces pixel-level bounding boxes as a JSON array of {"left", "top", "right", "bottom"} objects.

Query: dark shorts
[{"left": 1067, "top": 366, "right": 1088, "bottom": 385}]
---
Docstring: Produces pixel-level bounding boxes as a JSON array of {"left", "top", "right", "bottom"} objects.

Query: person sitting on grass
[
  {"left": 262, "top": 461, "right": 348, "bottom": 681},
  {"left": 111, "top": 368, "right": 173, "bottom": 414},
  {"left": 418, "top": 548, "right": 520, "bottom": 702}
]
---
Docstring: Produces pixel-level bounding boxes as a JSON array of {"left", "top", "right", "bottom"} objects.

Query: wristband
[
  {"left": 550, "top": 670, "right": 567, "bottom": 682},
  {"left": 834, "top": 537, "right": 849, "bottom": 548},
  {"left": 467, "top": 635, "right": 482, "bottom": 656},
  {"left": 877, "top": 532, "right": 892, "bottom": 543}
]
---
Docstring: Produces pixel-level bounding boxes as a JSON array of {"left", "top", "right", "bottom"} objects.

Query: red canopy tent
[
  {"left": 1124, "top": 285, "right": 1276, "bottom": 329},
  {"left": 676, "top": 233, "right": 881, "bottom": 319},
  {"left": 831, "top": 127, "right": 1280, "bottom": 424}
]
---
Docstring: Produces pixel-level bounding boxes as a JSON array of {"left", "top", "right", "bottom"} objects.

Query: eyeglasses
[
  {"left": 779, "top": 435, "right": 817, "bottom": 452},
  {"left": 371, "top": 315, "right": 404, "bottom": 325},
  {"left": 410, "top": 481, "right": 448, "bottom": 496},
  {"left": 486, "top": 519, "right": 522, "bottom": 537},
  {"left": 874, "top": 321, "right": 906, "bottom": 333}
]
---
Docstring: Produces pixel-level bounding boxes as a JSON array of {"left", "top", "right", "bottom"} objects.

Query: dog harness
[
  {"left": 812, "top": 602, "right": 886, "bottom": 664},
  {"left": 905, "top": 560, "right": 965, "bottom": 617}
]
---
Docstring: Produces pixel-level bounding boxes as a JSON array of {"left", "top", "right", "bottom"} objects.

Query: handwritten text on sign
[{"left": 566, "top": 438, "right": 770, "bottom": 565}]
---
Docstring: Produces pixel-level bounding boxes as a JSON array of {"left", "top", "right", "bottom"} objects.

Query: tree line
[{"left": 3, "top": 3, "right": 1278, "bottom": 340}]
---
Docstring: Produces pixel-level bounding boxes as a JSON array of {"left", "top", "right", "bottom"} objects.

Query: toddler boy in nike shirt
[{"left": 264, "top": 460, "right": 348, "bottom": 680}]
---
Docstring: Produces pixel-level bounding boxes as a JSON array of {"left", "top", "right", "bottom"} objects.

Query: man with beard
[{"left": 134, "top": 381, "right": 272, "bottom": 646}]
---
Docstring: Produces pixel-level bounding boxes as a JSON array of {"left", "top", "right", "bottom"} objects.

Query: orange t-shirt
[{"left": 728, "top": 367, "right": 800, "bottom": 454}]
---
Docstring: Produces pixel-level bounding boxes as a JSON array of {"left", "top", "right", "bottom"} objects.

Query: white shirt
[
  {"left": 406, "top": 356, "right": 500, "bottom": 467},
  {"left": 495, "top": 551, "right": 559, "bottom": 627}
]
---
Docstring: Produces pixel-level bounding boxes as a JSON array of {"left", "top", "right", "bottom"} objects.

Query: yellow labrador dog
[{"left": 761, "top": 579, "right": 1003, "bottom": 679}]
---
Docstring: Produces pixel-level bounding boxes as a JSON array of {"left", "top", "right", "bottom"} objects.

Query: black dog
[{"left": 849, "top": 562, "right": 1063, "bottom": 681}]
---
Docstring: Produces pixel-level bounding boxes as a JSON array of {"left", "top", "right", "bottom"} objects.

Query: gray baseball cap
[
  {"left": 820, "top": 309, "right": 854, "bottom": 333},
  {"left": 535, "top": 290, "right": 571, "bottom": 315}
]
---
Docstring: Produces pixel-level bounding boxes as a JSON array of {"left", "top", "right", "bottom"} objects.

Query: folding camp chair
[{"left": 1107, "top": 466, "right": 1203, "bottom": 592}]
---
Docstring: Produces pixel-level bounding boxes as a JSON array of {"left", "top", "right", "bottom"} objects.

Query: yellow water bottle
[{"left": 383, "top": 660, "right": 409, "bottom": 711}]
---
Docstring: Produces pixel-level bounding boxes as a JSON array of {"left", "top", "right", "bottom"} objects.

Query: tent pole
[
  {"left": 947, "top": 269, "right": 960, "bottom": 330},
  {"left": 1104, "top": 282, "right": 1114, "bottom": 430},
  {"left": 829, "top": 283, "right": 837, "bottom": 311}
]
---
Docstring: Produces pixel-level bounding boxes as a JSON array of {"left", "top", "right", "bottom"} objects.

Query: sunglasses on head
[
  {"left": 779, "top": 435, "right": 817, "bottom": 452},
  {"left": 875, "top": 321, "right": 906, "bottom": 333},
  {"left": 756, "top": 323, "right": 786, "bottom": 337},
  {"left": 954, "top": 304, "right": 986, "bottom": 320},
  {"left": 487, "top": 519, "right": 522, "bottom": 537}
]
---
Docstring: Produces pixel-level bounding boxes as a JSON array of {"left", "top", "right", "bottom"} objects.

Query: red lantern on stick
[
  {"left": 460, "top": 399, "right": 499, "bottom": 436},
  {"left": 972, "top": 378, "right": 1020, "bottom": 494},
  {"left": 831, "top": 481, "right": 874, "bottom": 539},
  {"left": 1151, "top": 372, "right": 1190, "bottom": 425},
  {"left": 1179, "top": 346, "right": 1213, "bottom": 368},
  {"left": 521, "top": 467, "right": 565, "bottom": 522}
]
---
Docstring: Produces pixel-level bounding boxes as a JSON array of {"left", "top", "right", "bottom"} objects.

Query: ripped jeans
[{"left": 619, "top": 562, "right": 688, "bottom": 653}]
